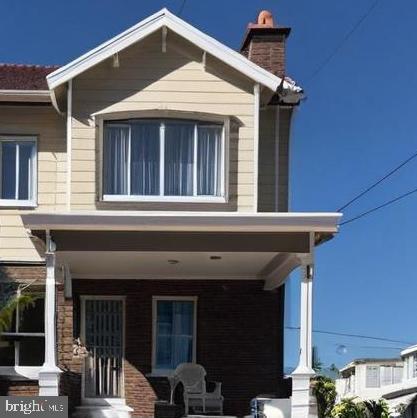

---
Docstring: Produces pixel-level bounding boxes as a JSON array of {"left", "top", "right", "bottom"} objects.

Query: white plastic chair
[{"left": 173, "top": 363, "right": 224, "bottom": 416}]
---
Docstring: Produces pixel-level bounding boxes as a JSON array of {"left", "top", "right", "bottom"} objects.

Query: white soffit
[
  {"left": 46, "top": 8, "right": 296, "bottom": 93},
  {"left": 21, "top": 211, "right": 342, "bottom": 233}
]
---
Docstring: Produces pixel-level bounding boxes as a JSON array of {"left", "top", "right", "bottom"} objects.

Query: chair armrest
[{"left": 208, "top": 381, "right": 222, "bottom": 397}]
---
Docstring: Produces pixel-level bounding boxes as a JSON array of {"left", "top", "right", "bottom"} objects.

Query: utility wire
[
  {"left": 340, "top": 186, "right": 417, "bottom": 226},
  {"left": 305, "top": 0, "right": 382, "bottom": 85},
  {"left": 338, "top": 149, "right": 417, "bottom": 212},
  {"left": 178, "top": 0, "right": 187, "bottom": 16},
  {"left": 286, "top": 326, "right": 413, "bottom": 346}
]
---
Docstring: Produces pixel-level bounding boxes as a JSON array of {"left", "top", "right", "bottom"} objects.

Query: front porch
[{"left": 21, "top": 211, "right": 341, "bottom": 418}]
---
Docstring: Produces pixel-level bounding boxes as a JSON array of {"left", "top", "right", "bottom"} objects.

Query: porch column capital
[{"left": 39, "top": 249, "right": 62, "bottom": 396}]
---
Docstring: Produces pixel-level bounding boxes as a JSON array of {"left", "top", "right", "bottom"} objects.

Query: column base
[
  {"left": 38, "top": 365, "right": 62, "bottom": 396},
  {"left": 291, "top": 370, "right": 317, "bottom": 418}
]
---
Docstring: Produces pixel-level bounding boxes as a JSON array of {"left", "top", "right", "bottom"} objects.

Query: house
[
  {"left": 0, "top": 8, "right": 341, "bottom": 418},
  {"left": 336, "top": 346, "right": 417, "bottom": 417}
]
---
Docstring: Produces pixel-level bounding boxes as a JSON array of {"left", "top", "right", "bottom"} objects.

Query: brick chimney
[{"left": 241, "top": 10, "right": 290, "bottom": 78}]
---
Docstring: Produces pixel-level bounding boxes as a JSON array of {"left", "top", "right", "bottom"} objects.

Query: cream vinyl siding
[
  {"left": 258, "top": 107, "right": 291, "bottom": 212},
  {"left": 71, "top": 30, "right": 255, "bottom": 212},
  {"left": 0, "top": 106, "right": 66, "bottom": 261}
]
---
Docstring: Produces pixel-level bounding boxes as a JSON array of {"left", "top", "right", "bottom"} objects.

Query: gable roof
[
  {"left": 0, "top": 64, "right": 58, "bottom": 90},
  {"left": 46, "top": 8, "right": 301, "bottom": 94}
]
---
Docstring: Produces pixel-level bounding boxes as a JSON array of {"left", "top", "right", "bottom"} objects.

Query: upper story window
[
  {"left": 103, "top": 119, "right": 225, "bottom": 202},
  {"left": 0, "top": 137, "right": 37, "bottom": 207}
]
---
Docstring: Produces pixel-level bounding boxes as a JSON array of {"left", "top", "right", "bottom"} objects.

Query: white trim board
[
  {"left": 46, "top": 8, "right": 302, "bottom": 95},
  {"left": 0, "top": 90, "right": 50, "bottom": 103},
  {"left": 21, "top": 211, "right": 342, "bottom": 233}
]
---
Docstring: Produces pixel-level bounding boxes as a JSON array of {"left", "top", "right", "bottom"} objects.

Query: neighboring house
[
  {"left": 336, "top": 346, "right": 417, "bottom": 417},
  {"left": 0, "top": 8, "right": 341, "bottom": 418}
]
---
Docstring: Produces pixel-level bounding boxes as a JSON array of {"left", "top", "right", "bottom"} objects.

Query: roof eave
[{"left": 0, "top": 89, "right": 51, "bottom": 103}]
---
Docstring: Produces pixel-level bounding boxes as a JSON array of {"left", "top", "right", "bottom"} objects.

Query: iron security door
[{"left": 83, "top": 298, "right": 123, "bottom": 398}]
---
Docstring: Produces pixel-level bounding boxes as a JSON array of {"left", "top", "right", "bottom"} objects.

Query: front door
[{"left": 82, "top": 298, "right": 124, "bottom": 398}]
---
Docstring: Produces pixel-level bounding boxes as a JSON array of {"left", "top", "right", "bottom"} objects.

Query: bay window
[
  {"left": 103, "top": 119, "right": 225, "bottom": 201},
  {"left": 0, "top": 137, "right": 37, "bottom": 206},
  {"left": 153, "top": 297, "right": 197, "bottom": 374}
]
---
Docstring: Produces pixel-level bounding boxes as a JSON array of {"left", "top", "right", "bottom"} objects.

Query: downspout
[
  {"left": 274, "top": 105, "right": 280, "bottom": 212},
  {"left": 253, "top": 83, "right": 260, "bottom": 213},
  {"left": 66, "top": 80, "right": 72, "bottom": 211}
]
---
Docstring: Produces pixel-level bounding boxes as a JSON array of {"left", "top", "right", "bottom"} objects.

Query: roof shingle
[{"left": 0, "top": 64, "right": 59, "bottom": 90}]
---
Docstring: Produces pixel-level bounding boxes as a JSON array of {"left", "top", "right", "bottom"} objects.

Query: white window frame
[
  {"left": 366, "top": 365, "right": 380, "bottom": 388},
  {"left": 0, "top": 136, "right": 37, "bottom": 207},
  {"left": 0, "top": 294, "right": 44, "bottom": 378},
  {"left": 151, "top": 296, "right": 197, "bottom": 376},
  {"left": 102, "top": 119, "right": 227, "bottom": 203}
]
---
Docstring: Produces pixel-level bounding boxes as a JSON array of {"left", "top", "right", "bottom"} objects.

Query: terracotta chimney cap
[{"left": 248, "top": 10, "right": 275, "bottom": 29}]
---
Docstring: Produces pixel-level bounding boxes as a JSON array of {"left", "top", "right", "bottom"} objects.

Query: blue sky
[{"left": 1, "top": 0, "right": 416, "bottom": 370}]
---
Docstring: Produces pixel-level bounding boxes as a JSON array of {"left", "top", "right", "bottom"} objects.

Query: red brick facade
[
  {"left": 0, "top": 267, "right": 287, "bottom": 417},
  {"left": 58, "top": 279, "right": 287, "bottom": 418}
]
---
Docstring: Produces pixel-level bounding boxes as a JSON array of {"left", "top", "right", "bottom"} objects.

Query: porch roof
[
  {"left": 21, "top": 211, "right": 341, "bottom": 234},
  {"left": 22, "top": 211, "right": 341, "bottom": 287}
]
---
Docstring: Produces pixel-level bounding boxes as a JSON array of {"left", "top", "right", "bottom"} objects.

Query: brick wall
[
  {"left": 59, "top": 279, "right": 286, "bottom": 418},
  {"left": 0, "top": 380, "right": 39, "bottom": 396}
]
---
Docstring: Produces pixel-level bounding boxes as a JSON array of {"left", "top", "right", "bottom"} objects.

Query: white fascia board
[
  {"left": 0, "top": 89, "right": 51, "bottom": 102},
  {"left": 46, "top": 8, "right": 296, "bottom": 93},
  {"left": 21, "top": 211, "right": 342, "bottom": 233},
  {"left": 402, "top": 344, "right": 417, "bottom": 357}
]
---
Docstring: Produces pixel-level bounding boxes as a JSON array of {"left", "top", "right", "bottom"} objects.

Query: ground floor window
[
  {"left": 153, "top": 297, "right": 197, "bottom": 374},
  {"left": 0, "top": 288, "right": 44, "bottom": 368}
]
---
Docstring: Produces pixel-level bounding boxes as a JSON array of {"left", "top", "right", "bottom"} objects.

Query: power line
[
  {"left": 285, "top": 326, "right": 413, "bottom": 346},
  {"left": 178, "top": 0, "right": 187, "bottom": 16},
  {"left": 305, "top": 0, "right": 382, "bottom": 85},
  {"left": 338, "top": 149, "right": 417, "bottom": 212},
  {"left": 340, "top": 186, "right": 417, "bottom": 226}
]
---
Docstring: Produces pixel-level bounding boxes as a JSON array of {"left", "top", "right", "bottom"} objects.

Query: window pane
[
  {"left": 366, "top": 366, "right": 380, "bottom": 388},
  {"left": 381, "top": 366, "right": 392, "bottom": 386},
  {"left": 18, "top": 143, "right": 34, "bottom": 200},
  {"left": 19, "top": 337, "right": 44, "bottom": 366},
  {"left": 155, "top": 300, "right": 194, "bottom": 370},
  {"left": 104, "top": 126, "right": 130, "bottom": 195},
  {"left": 131, "top": 123, "right": 160, "bottom": 195},
  {"left": 393, "top": 366, "right": 403, "bottom": 384},
  {"left": 19, "top": 297, "right": 44, "bottom": 333},
  {"left": 1, "top": 142, "right": 16, "bottom": 199},
  {"left": 164, "top": 124, "right": 194, "bottom": 196},
  {"left": 0, "top": 340, "right": 15, "bottom": 366},
  {"left": 197, "top": 126, "right": 221, "bottom": 196}
]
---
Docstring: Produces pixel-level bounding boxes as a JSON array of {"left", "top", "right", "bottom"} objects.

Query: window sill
[
  {"left": 0, "top": 366, "right": 41, "bottom": 380},
  {"left": 102, "top": 195, "right": 227, "bottom": 204},
  {"left": 0, "top": 199, "right": 37, "bottom": 209},
  {"left": 147, "top": 370, "right": 176, "bottom": 378}
]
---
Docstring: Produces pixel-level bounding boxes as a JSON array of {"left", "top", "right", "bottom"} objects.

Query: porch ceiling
[{"left": 57, "top": 251, "right": 279, "bottom": 280}]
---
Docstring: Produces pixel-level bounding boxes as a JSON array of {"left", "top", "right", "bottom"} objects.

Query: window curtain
[
  {"left": 104, "top": 126, "right": 130, "bottom": 195},
  {"left": 156, "top": 301, "right": 194, "bottom": 370},
  {"left": 131, "top": 123, "right": 160, "bottom": 195},
  {"left": 1, "top": 142, "right": 16, "bottom": 199},
  {"left": 197, "top": 126, "right": 221, "bottom": 196},
  {"left": 164, "top": 124, "right": 194, "bottom": 196}
]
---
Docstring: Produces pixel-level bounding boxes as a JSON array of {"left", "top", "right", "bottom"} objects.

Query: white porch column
[
  {"left": 38, "top": 238, "right": 62, "bottom": 395},
  {"left": 291, "top": 255, "right": 316, "bottom": 418}
]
